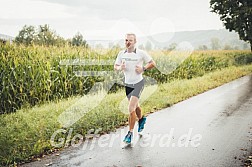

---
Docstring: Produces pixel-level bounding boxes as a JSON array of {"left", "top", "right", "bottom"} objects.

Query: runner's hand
[
  {"left": 121, "top": 61, "right": 126, "bottom": 71},
  {"left": 135, "top": 65, "right": 143, "bottom": 74}
]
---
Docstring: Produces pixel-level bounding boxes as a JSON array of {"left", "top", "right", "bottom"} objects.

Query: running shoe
[{"left": 138, "top": 116, "right": 147, "bottom": 132}]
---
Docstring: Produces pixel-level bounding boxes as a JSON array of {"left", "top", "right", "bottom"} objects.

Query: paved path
[{"left": 22, "top": 75, "right": 252, "bottom": 167}]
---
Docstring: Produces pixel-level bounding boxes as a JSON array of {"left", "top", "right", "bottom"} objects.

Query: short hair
[{"left": 125, "top": 33, "right": 136, "bottom": 41}]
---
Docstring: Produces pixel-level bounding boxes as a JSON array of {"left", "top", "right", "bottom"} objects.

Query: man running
[{"left": 114, "top": 33, "right": 156, "bottom": 144}]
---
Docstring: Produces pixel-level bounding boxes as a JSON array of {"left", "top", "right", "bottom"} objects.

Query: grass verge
[{"left": 1, "top": 64, "right": 252, "bottom": 166}]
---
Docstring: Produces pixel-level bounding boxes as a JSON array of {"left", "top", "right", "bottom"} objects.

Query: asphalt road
[{"left": 22, "top": 75, "right": 252, "bottom": 167}]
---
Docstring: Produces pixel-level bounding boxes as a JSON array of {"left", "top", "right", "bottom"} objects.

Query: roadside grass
[{"left": 1, "top": 64, "right": 252, "bottom": 166}]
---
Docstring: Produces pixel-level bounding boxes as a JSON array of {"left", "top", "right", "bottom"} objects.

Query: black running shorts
[{"left": 125, "top": 79, "right": 144, "bottom": 99}]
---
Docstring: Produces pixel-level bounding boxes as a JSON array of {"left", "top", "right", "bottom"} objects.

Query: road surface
[{"left": 22, "top": 75, "right": 252, "bottom": 167}]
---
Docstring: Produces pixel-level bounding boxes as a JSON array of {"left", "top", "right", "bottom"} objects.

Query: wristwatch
[{"left": 143, "top": 66, "right": 147, "bottom": 72}]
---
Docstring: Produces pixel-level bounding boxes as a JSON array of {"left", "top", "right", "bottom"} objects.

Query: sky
[{"left": 0, "top": 0, "right": 224, "bottom": 40}]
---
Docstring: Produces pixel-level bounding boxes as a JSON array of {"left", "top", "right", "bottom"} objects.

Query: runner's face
[{"left": 125, "top": 35, "right": 136, "bottom": 49}]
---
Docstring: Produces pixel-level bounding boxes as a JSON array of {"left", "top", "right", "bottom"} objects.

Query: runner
[{"left": 114, "top": 33, "right": 156, "bottom": 144}]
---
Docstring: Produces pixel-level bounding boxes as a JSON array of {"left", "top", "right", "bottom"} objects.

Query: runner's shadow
[{"left": 122, "top": 143, "right": 133, "bottom": 149}]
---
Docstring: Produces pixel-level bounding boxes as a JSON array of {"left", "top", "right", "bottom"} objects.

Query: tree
[
  {"left": 243, "top": 43, "right": 250, "bottom": 50},
  {"left": 211, "top": 37, "right": 221, "bottom": 50},
  {"left": 71, "top": 32, "right": 87, "bottom": 47},
  {"left": 36, "top": 24, "right": 58, "bottom": 46},
  {"left": 168, "top": 43, "right": 177, "bottom": 50},
  {"left": 14, "top": 24, "right": 68, "bottom": 46},
  {"left": 54, "top": 36, "right": 67, "bottom": 47},
  {"left": 198, "top": 45, "right": 208, "bottom": 50},
  {"left": 223, "top": 44, "right": 233, "bottom": 50},
  {"left": 210, "top": 0, "right": 252, "bottom": 51},
  {"left": 15, "top": 25, "right": 36, "bottom": 45}
]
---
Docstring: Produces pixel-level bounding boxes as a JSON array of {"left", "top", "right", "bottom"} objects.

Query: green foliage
[
  {"left": 1, "top": 45, "right": 252, "bottom": 114},
  {"left": 14, "top": 25, "right": 36, "bottom": 46},
  {"left": 234, "top": 53, "right": 252, "bottom": 65},
  {"left": 210, "top": 0, "right": 252, "bottom": 51},
  {"left": 0, "top": 44, "right": 118, "bottom": 114},
  {"left": 149, "top": 50, "right": 252, "bottom": 82},
  {"left": 1, "top": 64, "right": 252, "bottom": 166},
  {"left": 198, "top": 45, "right": 208, "bottom": 50},
  {"left": 14, "top": 24, "right": 68, "bottom": 47},
  {"left": 71, "top": 32, "right": 88, "bottom": 47},
  {"left": 36, "top": 24, "right": 63, "bottom": 46},
  {"left": 168, "top": 43, "right": 177, "bottom": 51}
]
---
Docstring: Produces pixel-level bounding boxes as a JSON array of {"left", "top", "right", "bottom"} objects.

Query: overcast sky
[{"left": 0, "top": 0, "right": 224, "bottom": 40}]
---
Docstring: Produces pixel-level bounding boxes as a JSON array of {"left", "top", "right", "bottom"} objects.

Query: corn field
[{"left": 1, "top": 44, "right": 252, "bottom": 114}]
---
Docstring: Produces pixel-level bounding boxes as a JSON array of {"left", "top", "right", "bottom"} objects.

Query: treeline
[
  {"left": 138, "top": 39, "right": 250, "bottom": 52},
  {"left": 14, "top": 24, "right": 88, "bottom": 47}
]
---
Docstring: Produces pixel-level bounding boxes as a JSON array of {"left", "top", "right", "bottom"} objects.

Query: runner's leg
[
  {"left": 128, "top": 96, "right": 139, "bottom": 131},
  {"left": 136, "top": 105, "right": 142, "bottom": 120}
]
